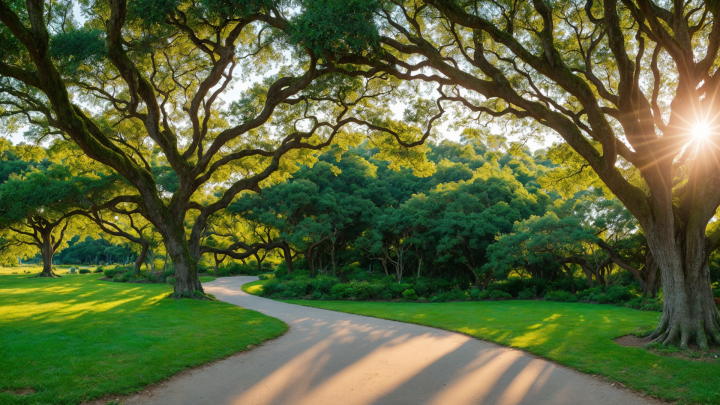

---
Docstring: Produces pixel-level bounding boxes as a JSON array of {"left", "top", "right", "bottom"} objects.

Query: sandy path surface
[{"left": 124, "top": 276, "right": 657, "bottom": 405}]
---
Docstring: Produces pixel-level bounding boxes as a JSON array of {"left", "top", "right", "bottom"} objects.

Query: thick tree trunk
[
  {"left": 646, "top": 223, "right": 720, "bottom": 350},
  {"left": 164, "top": 230, "right": 202, "bottom": 299},
  {"left": 38, "top": 231, "right": 59, "bottom": 278},
  {"left": 133, "top": 242, "right": 149, "bottom": 275}
]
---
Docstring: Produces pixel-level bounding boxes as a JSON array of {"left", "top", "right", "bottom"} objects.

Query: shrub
[
  {"left": 606, "top": 286, "right": 634, "bottom": 303},
  {"left": 518, "top": 287, "right": 536, "bottom": 299},
  {"left": 78, "top": 269, "right": 91, "bottom": 274},
  {"left": 104, "top": 268, "right": 118, "bottom": 278},
  {"left": 262, "top": 280, "right": 283, "bottom": 296},
  {"left": 258, "top": 273, "right": 273, "bottom": 280},
  {"left": 166, "top": 276, "right": 176, "bottom": 285},
  {"left": 489, "top": 290, "right": 512, "bottom": 300},
  {"left": 544, "top": 290, "right": 578, "bottom": 302},
  {"left": 95, "top": 266, "right": 105, "bottom": 273},
  {"left": 469, "top": 287, "right": 481, "bottom": 300},
  {"left": 625, "top": 297, "right": 663, "bottom": 311},
  {"left": 414, "top": 282, "right": 431, "bottom": 298},
  {"left": 478, "top": 290, "right": 490, "bottom": 300},
  {"left": 402, "top": 289, "right": 419, "bottom": 301},
  {"left": 284, "top": 280, "right": 309, "bottom": 298},
  {"left": 307, "top": 276, "right": 338, "bottom": 295},
  {"left": 330, "top": 283, "right": 353, "bottom": 299},
  {"left": 524, "top": 277, "right": 549, "bottom": 296}
]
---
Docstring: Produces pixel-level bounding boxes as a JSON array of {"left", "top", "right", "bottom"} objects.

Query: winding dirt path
[{"left": 125, "top": 276, "right": 658, "bottom": 405}]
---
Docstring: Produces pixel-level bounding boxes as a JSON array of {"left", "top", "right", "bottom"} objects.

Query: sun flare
[{"left": 693, "top": 122, "right": 712, "bottom": 140}]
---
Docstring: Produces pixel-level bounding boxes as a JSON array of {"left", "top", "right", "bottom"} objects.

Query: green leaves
[
  {"left": 195, "top": 0, "right": 274, "bottom": 19},
  {"left": 289, "top": 0, "right": 381, "bottom": 59},
  {"left": 127, "top": 0, "right": 180, "bottom": 26},
  {"left": 49, "top": 28, "right": 106, "bottom": 74}
]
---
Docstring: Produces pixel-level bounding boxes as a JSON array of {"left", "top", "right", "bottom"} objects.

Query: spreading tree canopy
[
  {"left": 335, "top": 0, "right": 720, "bottom": 350},
  {"left": 0, "top": 0, "right": 441, "bottom": 298}
]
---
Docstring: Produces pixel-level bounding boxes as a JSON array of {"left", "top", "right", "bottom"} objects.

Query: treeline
[{"left": 224, "top": 140, "right": 690, "bottom": 298}]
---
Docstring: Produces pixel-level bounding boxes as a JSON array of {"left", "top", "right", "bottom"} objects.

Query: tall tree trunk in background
[
  {"left": 253, "top": 252, "right": 262, "bottom": 274},
  {"left": 281, "top": 241, "right": 293, "bottom": 274},
  {"left": 330, "top": 240, "right": 337, "bottom": 278},
  {"left": 561, "top": 264, "right": 576, "bottom": 293},
  {"left": 213, "top": 253, "right": 226, "bottom": 277},
  {"left": 38, "top": 228, "right": 59, "bottom": 278},
  {"left": 481, "top": 272, "right": 492, "bottom": 290},
  {"left": 133, "top": 242, "right": 149, "bottom": 275}
]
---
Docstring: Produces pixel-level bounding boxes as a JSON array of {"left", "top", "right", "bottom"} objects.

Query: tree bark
[
  {"left": 38, "top": 229, "right": 59, "bottom": 278},
  {"left": 646, "top": 220, "right": 720, "bottom": 350},
  {"left": 330, "top": 239, "right": 337, "bottom": 278},
  {"left": 164, "top": 229, "right": 202, "bottom": 298},
  {"left": 281, "top": 241, "right": 293, "bottom": 274},
  {"left": 253, "top": 252, "right": 262, "bottom": 274},
  {"left": 133, "top": 242, "right": 149, "bottom": 275},
  {"left": 561, "top": 263, "right": 576, "bottom": 293}
]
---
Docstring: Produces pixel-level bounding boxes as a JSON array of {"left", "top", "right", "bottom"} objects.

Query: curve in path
[{"left": 126, "top": 276, "right": 657, "bottom": 405}]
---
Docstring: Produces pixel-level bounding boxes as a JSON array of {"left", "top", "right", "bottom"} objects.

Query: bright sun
[{"left": 694, "top": 122, "right": 712, "bottom": 140}]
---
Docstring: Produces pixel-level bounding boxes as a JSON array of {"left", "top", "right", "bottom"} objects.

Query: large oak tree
[
  {"left": 342, "top": 0, "right": 720, "bottom": 348},
  {"left": 0, "top": 0, "right": 442, "bottom": 298}
]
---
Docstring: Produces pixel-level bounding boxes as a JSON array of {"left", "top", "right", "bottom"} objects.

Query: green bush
[
  {"left": 261, "top": 280, "right": 283, "bottom": 296},
  {"left": 166, "top": 276, "right": 176, "bottom": 286},
  {"left": 94, "top": 266, "right": 104, "bottom": 273},
  {"left": 284, "top": 280, "right": 309, "bottom": 298},
  {"left": 489, "top": 290, "right": 512, "bottom": 300},
  {"left": 78, "top": 269, "right": 91, "bottom": 274},
  {"left": 402, "top": 289, "right": 419, "bottom": 301},
  {"left": 518, "top": 287, "right": 536, "bottom": 299},
  {"left": 478, "top": 290, "right": 490, "bottom": 300},
  {"left": 544, "top": 290, "right": 578, "bottom": 302},
  {"left": 625, "top": 297, "right": 663, "bottom": 311},
  {"left": 606, "top": 286, "right": 634, "bottom": 303},
  {"left": 433, "top": 288, "right": 466, "bottom": 302},
  {"left": 104, "top": 268, "right": 118, "bottom": 278},
  {"left": 308, "top": 276, "right": 338, "bottom": 295},
  {"left": 330, "top": 283, "right": 353, "bottom": 299}
]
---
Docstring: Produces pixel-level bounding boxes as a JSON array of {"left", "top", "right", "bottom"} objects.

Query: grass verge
[
  {"left": 241, "top": 279, "right": 266, "bottom": 296},
  {"left": 0, "top": 272, "right": 287, "bottom": 405}
]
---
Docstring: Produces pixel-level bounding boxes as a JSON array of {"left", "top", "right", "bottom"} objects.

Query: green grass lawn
[
  {"left": 0, "top": 272, "right": 287, "bottom": 405},
  {"left": 244, "top": 279, "right": 720, "bottom": 404}
]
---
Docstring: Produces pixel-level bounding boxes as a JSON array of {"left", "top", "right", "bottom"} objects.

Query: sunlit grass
[
  {"left": 270, "top": 295, "right": 720, "bottom": 404},
  {"left": 242, "top": 279, "right": 266, "bottom": 296},
  {"left": 0, "top": 273, "right": 287, "bottom": 404}
]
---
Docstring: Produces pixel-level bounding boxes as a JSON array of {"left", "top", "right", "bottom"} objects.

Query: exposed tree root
[{"left": 648, "top": 313, "right": 720, "bottom": 352}]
